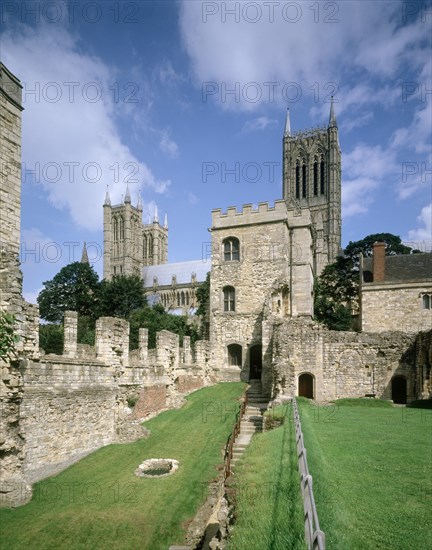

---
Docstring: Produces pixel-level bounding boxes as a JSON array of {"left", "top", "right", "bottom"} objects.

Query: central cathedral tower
[{"left": 282, "top": 99, "right": 341, "bottom": 274}]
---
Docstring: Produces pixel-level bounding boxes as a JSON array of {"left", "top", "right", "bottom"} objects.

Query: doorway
[
  {"left": 249, "top": 345, "right": 262, "bottom": 380},
  {"left": 391, "top": 376, "right": 407, "bottom": 404},
  {"left": 298, "top": 373, "right": 314, "bottom": 399}
]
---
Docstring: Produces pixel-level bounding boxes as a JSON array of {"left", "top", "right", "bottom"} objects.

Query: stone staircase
[{"left": 231, "top": 380, "right": 270, "bottom": 468}]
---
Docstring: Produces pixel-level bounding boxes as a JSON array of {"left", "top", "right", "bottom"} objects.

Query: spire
[
  {"left": 164, "top": 213, "right": 168, "bottom": 229},
  {"left": 81, "top": 242, "right": 89, "bottom": 264},
  {"left": 329, "top": 96, "right": 337, "bottom": 128},
  {"left": 154, "top": 205, "right": 159, "bottom": 223},
  {"left": 124, "top": 184, "right": 131, "bottom": 204},
  {"left": 284, "top": 108, "right": 291, "bottom": 137},
  {"left": 103, "top": 186, "right": 111, "bottom": 206},
  {"left": 137, "top": 192, "right": 143, "bottom": 211}
]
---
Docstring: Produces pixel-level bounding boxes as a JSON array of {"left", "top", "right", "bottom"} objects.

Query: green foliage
[
  {"left": 0, "top": 312, "right": 19, "bottom": 361},
  {"left": 37, "top": 262, "right": 100, "bottom": 323},
  {"left": 334, "top": 398, "right": 394, "bottom": 407},
  {"left": 126, "top": 395, "right": 139, "bottom": 408},
  {"left": 77, "top": 315, "right": 95, "bottom": 346},
  {"left": 195, "top": 271, "right": 210, "bottom": 317},
  {"left": 129, "top": 304, "right": 199, "bottom": 349},
  {"left": 315, "top": 233, "right": 412, "bottom": 331},
  {"left": 39, "top": 324, "right": 64, "bottom": 355},
  {"left": 98, "top": 275, "right": 147, "bottom": 319}
]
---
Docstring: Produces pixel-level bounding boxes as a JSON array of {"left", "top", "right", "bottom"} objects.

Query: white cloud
[
  {"left": 159, "top": 131, "right": 179, "bottom": 158},
  {"left": 179, "top": 1, "right": 429, "bottom": 111},
  {"left": 2, "top": 22, "right": 170, "bottom": 231},
  {"left": 241, "top": 116, "right": 278, "bottom": 133},
  {"left": 342, "top": 144, "right": 397, "bottom": 217},
  {"left": 188, "top": 192, "right": 199, "bottom": 204},
  {"left": 405, "top": 203, "right": 432, "bottom": 250}
]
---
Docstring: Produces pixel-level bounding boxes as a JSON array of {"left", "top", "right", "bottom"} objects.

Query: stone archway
[
  {"left": 298, "top": 373, "right": 314, "bottom": 399},
  {"left": 391, "top": 376, "right": 407, "bottom": 404}
]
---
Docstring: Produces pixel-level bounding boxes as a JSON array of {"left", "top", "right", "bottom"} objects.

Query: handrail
[
  {"left": 292, "top": 396, "right": 325, "bottom": 550},
  {"left": 224, "top": 389, "right": 248, "bottom": 480}
]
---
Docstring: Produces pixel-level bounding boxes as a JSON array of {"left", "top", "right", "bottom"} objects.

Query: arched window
[
  {"left": 177, "top": 292, "right": 180, "bottom": 306},
  {"left": 295, "top": 160, "right": 300, "bottom": 199},
  {"left": 223, "top": 286, "right": 235, "bottom": 312},
  {"left": 143, "top": 235, "right": 147, "bottom": 260},
  {"left": 223, "top": 237, "right": 240, "bottom": 261},
  {"left": 313, "top": 156, "right": 318, "bottom": 196},
  {"left": 119, "top": 217, "right": 125, "bottom": 240},
  {"left": 113, "top": 218, "right": 118, "bottom": 241},
  {"left": 302, "top": 162, "right": 307, "bottom": 198},
  {"left": 186, "top": 292, "right": 190, "bottom": 305},
  {"left": 320, "top": 156, "right": 325, "bottom": 195},
  {"left": 181, "top": 291, "right": 185, "bottom": 306},
  {"left": 227, "top": 344, "right": 242, "bottom": 366}
]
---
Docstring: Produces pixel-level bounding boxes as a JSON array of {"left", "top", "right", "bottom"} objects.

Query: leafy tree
[
  {"left": 39, "top": 324, "right": 64, "bottom": 355},
  {"left": 77, "top": 315, "right": 96, "bottom": 346},
  {"left": 0, "top": 312, "right": 19, "bottom": 361},
  {"left": 37, "top": 262, "right": 100, "bottom": 323},
  {"left": 129, "top": 304, "right": 199, "bottom": 350},
  {"left": 98, "top": 275, "right": 146, "bottom": 319},
  {"left": 195, "top": 272, "right": 210, "bottom": 317},
  {"left": 314, "top": 233, "right": 413, "bottom": 331}
]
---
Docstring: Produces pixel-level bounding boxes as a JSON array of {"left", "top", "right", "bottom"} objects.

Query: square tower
[{"left": 282, "top": 101, "right": 341, "bottom": 274}]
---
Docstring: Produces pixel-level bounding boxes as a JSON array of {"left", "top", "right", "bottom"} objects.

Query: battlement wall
[{"left": 212, "top": 200, "right": 287, "bottom": 228}]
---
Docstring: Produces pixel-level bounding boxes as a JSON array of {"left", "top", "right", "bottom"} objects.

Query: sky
[{"left": 1, "top": 0, "right": 431, "bottom": 304}]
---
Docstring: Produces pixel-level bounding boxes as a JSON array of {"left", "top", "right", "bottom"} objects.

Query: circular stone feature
[{"left": 135, "top": 458, "right": 179, "bottom": 478}]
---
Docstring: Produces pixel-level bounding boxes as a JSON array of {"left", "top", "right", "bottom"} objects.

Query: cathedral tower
[
  {"left": 103, "top": 186, "right": 168, "bottom": 280},
  {"left": 282, "top": 99, "right": 341, "bottom": 274}
]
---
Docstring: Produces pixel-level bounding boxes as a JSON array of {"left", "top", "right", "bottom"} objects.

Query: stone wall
[
  {"left": 361, "top": 283, "right": 432, "bottom": 333},
  {"left": 269, "top": 317, "right": 430, "bottom": 403}
]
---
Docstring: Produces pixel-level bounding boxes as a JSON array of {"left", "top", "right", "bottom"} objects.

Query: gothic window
[
  {"left": 177, "top": 292, "right": 180, "bottom": 307},
  {"left": 227, "top": 344, "right": 242, "bottom": 366},
  {"left": 313, "top": 157, "right": 318, "bottom": 196},
  {"left": 295, "top": 160, "right": 300, "bottom": 199},
  {"left": 223, "top": 286, "right": 236, "bottom": 312},
  {"left": 186, "top": 292, "right": 190, "bottom": 306},
  {"left": 119, "top": 217, "right": 125, "bottom": 240},
  {"left": 302, "top": 162, "right": 307, "bottom": 198},
  {"left": 181, "top": 291, "right": 185, "bottom": 306},
  {"left": 143, "top": 235, "right": 147, "bottom": 260},
  {"left": 113, "top": 218, "right": 118, "bottom": 241},
  {"left": 223, "top": 237, "right": 240, "bottom": 261},
  {"left": 320, "top": 156, "right": 325, "bottom": 195},
  {"left": 423, "top": 294, "right": 431, "bottom": 309}
]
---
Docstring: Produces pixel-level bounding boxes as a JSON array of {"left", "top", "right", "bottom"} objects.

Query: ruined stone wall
[
  {"left": 361, "top": 284, "right": 432, "bottom": 333},
  {"left": 270, "top": 318, "right": 424, "bottom": 403}
]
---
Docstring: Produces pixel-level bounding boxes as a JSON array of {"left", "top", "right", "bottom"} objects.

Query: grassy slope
[
  {"left": 0, "top": 382, "right": 245, "bottom": 550},
  {"left": 299, "top": 398, "right": 432, "bottom": 550},
  {"left": 228, "top": 403, "right": 306, "bottom": 550}
]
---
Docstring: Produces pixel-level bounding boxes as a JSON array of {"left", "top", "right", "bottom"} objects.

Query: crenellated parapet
[{"left": 212, "top": 200, "right": 287, "bottom": 228}]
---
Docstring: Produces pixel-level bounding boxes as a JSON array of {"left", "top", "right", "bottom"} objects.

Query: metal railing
[
  {"left": 223, "top": 390, "right": 248, "bottom": 480},
  {"left": 292, "top": 396, "right": 325, "bottom": 550}
]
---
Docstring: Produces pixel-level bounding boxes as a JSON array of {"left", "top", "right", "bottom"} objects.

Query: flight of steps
[{"left": 230, "top": 380, "right": 270, "bottom": 468}]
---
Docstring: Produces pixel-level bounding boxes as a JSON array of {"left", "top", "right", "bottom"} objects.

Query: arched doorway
[
  {"left": 392, "top": 376, "right": 407, "bottom": 404},
  {"left": 298, "top": 373, "right": 314, "bottom": 399},
  {"left": 249, "top": 344, "right": 262, "bottom": 380},
  {"left": 227, "top": 344, "right": 242, "bottom": 367}
]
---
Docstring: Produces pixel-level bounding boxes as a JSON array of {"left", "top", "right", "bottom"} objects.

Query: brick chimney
[{"left": 372, "top": 241, "right": 386, "bottom": 282}]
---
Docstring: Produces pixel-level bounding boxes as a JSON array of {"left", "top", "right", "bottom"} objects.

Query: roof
[
  {"left": 363, "top": 253, "right": 432, "bottom": 283},
  {"left": 143, "top": 259, "right": 210, "bottom": 288}
]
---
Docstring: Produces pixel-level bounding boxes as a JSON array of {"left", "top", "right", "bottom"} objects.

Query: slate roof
[
  {"left": 143, "top": 259, "right": 209, "bottom": 288},
  {"left": 363, "top": 253, "right": 432, "bottom": 283}
]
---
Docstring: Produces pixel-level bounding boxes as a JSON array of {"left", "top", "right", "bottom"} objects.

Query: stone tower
[
  {"left": 103, "top": 186, "right": 168, "bottom": 280},
  {"left": 282, "top": 99, "right": 341, "bottom": 274}
]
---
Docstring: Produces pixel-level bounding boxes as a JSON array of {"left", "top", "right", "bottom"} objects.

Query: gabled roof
[{"left": 363, "top": 253, "right": 432, "bottom": 283}]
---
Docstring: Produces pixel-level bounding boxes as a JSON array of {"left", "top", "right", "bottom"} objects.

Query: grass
[
  {"left": 298, "top": 398, "right": 432, "bottom": 550},
  {"left": 227, "top": 404, "right": 306, "bottom": 550},
  {"left": 0, "top": 382, "right": 246, "bottom": 550}
]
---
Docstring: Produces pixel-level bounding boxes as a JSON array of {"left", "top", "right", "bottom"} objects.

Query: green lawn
[
  {"left": 227, "top": 403, "right": 306, "bottom": 550},
  {"left": 0, "top": 382, "right": 245, "bottom": 550},
  {"left": 298, "top": 398, "right": 432, "bottom": 550}
]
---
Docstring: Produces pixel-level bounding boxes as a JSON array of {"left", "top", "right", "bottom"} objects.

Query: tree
[
  {"left": 39, "top": 324, "right": 64, "bottom": 355},
  {"left": 37, "top": 262, "right": 100, "bottom": 323},
  {"left": 129, "top": 304, "right": 199, "bottom": 350},
  {"left": 195, "top": 272, "right": 210, "bottom": 317},
  {"left": 0, "top": 312, "right": 19, "bottom": 361},
  {"left": 98, "top": 275, "right": 147, "bottom": 319},
  {"left": 314, "top": 233, "right": 413, "bottom": 331}
]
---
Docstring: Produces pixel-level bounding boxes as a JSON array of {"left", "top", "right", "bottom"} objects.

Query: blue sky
[{"left": 1, "top": 0, "right": 431, "bottom": 303}]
